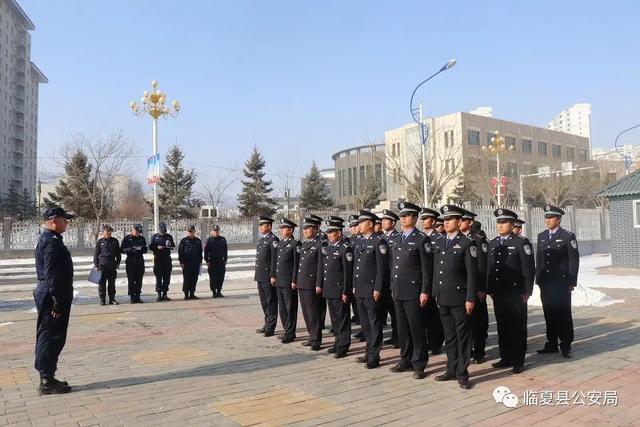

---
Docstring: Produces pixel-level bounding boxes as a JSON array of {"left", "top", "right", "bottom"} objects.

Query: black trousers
[
  {"left": 350, "top": 298, "right": 359, "bottom": 322},
  {"left": 208, "top": 262, "right": 226, "bottom": 292},
  {"left": 540, "top": 284, "right": 574, "bottom": 351},
  {"left": 327, "top": 297, "right": 351, "bottom": 354},
  {"left": 356, "top": 297, "right": 383, "bottom": 363},
  {"left": 298, "top": 289, "right": 322, "bottom": 347},
  {"left": 493, "top": 294, "right": 528, "bottom": 367},
  {"left": 98, "top": 266, "right": 117, "bottom": 299},
  {"left": 439, "top": 305, "right": 472, "bottom": 380},
  {"left": 319, "top": 297, "right": 327, "bottom": 328},
  {"left": 395, "top": 298, "right": 428, "bottom": 370},
  {"left": 471, "top": 298, "right": 489, "bottom": 358},
  {"left": 33, "top": 289, "right": 71, "bottom": 378},
  {"left": 182, "top": 262, "right": 200, "bottom": 293},
  {"left": 126, "top": 258, "right": 145, "bottom": 297},
  {"left": 154, "top": 258, "right": 172, "bottom": 293},
  {"left": 257, "top": 281, "right": 278, "bottom": 334},
  {"left": 381, "top": 290, "right": 398, "bottom": 345},
  {"left": 276, "top": 286, "right": 298, "bottom": 340},
  {"left": 424, "top": 298, "right": 444, "bottom": 352}
]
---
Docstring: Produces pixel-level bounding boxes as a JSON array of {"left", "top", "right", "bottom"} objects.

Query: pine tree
[
  {"left": 237, "top": 147, "right": 276, "bottom": 218},
  {"left": 300, "top": 161, "right": 333, "bottom": 210},
  {"left": 43, "top": 150, "right": 96, "bottom": 218},
  {"left": 157, "top": 144, "right": 197, "bottom": 219},
  {"left": 19, "top": 188, "right": 37, "bottom": 219}
]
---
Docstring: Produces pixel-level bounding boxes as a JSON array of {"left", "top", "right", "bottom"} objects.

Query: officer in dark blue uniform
[
  {"left": 178, "top": 225, "right": 203, "bottom": 300},
  {"left": 271, "top": 218, "right": 301, "bottom": 344},
  {"left": 34, "top": 207, "right": 75, "bottom": 395},
  {"left": 434, "top": 217, "right": 445, "bottom": 234},
  {"left": 488, "top": 208, "right": 535, "bottom": 374},
  {"left": 149, "top": 222, "right": 175, "bottom": 301},
  {"left": 380, "top": 209, "right": 400, "bottom": 348},
  {"left": 513, "top": 218, "right": 525, "bottom": 236},
  {"left": 204, "top": 225, "right": 228, "bottom": 298},
  {"left": 93, "top": 224, "right": 121, "bottom": 306},
  {"left": 120, "top": 223, "right": 147, "bottom": 303},
  {"left": 309, "top": 213, "right": 328, "bottom": 330},
  {"left": 318, "top": 218, "right": 353, "bottom": 358},
  {"left": 254, "top": 216, "right": 279, "bottom": 337},
  {"left": 347, "top": 214, "right": 361, "bottom": 327},
  {"left": 459, "top": 209, "right": 489, "bottom": 364},
  {"left": 536, "top": 205, "right": 579, "bottom": 358},
  {"left": 430, "top": 205, "right": 479, "bottom": 389},
  {"left": 389, "top": 202, "right": 433, "bottom": 379},
  {"left": 295, "top": 217, "right": 324, "bottom": 350},
  {"left": 419, "top": 207, "right": 445, "bottom": 355},
  {"left": 353, "top": 210, "right": 388, "bottom": 369}
]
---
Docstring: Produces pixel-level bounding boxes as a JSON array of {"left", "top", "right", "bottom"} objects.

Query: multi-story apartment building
[
  {"left": 0, "top": 0, "right": 47, "bottom": 199},
  {"left": 547, "top": 103, "right": 592, "bottom": 144}
]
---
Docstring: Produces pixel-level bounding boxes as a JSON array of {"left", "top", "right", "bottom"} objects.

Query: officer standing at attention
[
  {"left": 513, "top": 219, "right": 525, "bottom": 236},
  {"left": 294, "top": 217, "right": 324, "bottom": 351},
  {"left": 317, "top": 218, "right": 353, "bottom": 358},
  {"left": 419, "top": 207, "right": 445, "bottom": 355},
  {"left": 487, "top": 209, "right": 535, "bottom": 374},
  {"left": 374, "top": 217, "right": 383, "bottom": 236},
  {"left": 204, "top": 225, "right": 228, "bottom": 298},
  {"left": 459, "top": 209, "right": 489, "bottom": 364},
  {"left": 347, "top": 214, "right": 361, "bottom": 327},
  {"left": 254, "top": 216, "right": 279, "bottom": 337},
  {"left": 271, "top": 218, "right": 301, "bottom": 344},
  {"left": 178, "top": 225, "right": 203, "bottom": 300},
  {"left": 435, "top": 217, "right": 445, "bottom": 234},
  {"left": 389, "top": 202, "right": 433, "bottom": 379},
  {"left": 34, "top": 207, "right": 75, "bottom": 394},
  {"left": 93, "top": 224, "right": 121, "bottom": 306},
  {"left": 309, "top": 213, "right": 328, "bottom": 330},
  {"left": 309, "top": 214, "right": 328, "bottom": 241},
  {"left": 380, "top": 209, "right": 400, "bottom": 348},
  {"left": 430, "top": 205, "right": 478, "bottom": 389},
  {"left": 536, "top": 205, "right": 579, "bottom": 359},
  {"left": 353, "top": 210, "right": 388, "bottom": 369},
  {"left": 149, "top": 222, "right": 175, "bottom": 301},
  {"left": 120, "top": 224, "right": 147, "bottom": 304}
]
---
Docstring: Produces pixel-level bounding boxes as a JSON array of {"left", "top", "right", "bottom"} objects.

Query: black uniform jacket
[
  {"left": 535, "top": 227, "right": 580, "bottom": 287},
  {"left": 296, "top": 235, "right": 323, "bottom": 290},
  {"left": 428, "top": 231, "right": 478, "bottom": 306},
  {"left": 487, "top": 233, "right": 535, "bottom": 296},
  {"left": 389, "top": 228, "right": 433, "bottom": 301},
  {"left": 255, "top": 232, "right": 279, "bottom": 282},
  {"left": 353, "top": 233, "right": 388, "bottom": 297},
  {"left": 271, "top": 236, "right": 301, "bottom": 288},
  {"left": 319, "top": 237, "right": 354, "bottom": 299},
  {"left": 94, "top": 237, "right": 121, "bottom": 269}
]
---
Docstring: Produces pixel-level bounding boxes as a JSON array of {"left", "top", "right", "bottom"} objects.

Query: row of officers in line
[
  {"left": 253, "top": 203, "right": 579, "bottom": 390},
  {"left": 92, "top": 222, "right": 229, "bottom": 304}
]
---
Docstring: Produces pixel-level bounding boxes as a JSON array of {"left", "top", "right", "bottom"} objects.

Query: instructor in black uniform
[
  {"left": 120, "top": 223, "right": 147, "bottom": 304},
  {"left": 271, "top": 218, "right": 300, "bottom": 344},
  {"left": 93, "top": 224, "right": 121, "bottom": 306},
  {"left": 255, "top": 216, "right": 279, "bottom": 337},
  {"left": 149, "top": 222, "right": 175, "bottom": 301},
  {"left": 204, "top": 225, "right": 228, "bottom": 298},
  {"left": 178, "top": 225, "right": 203, "bottom": 300}
]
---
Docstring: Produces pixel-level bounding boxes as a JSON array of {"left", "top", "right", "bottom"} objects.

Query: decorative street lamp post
[
  {"left": 129, "top": 81, "right": 180, "bottom": 233},
  {"left": 482, "top": 132, "right": 513, "bottom": 206}
]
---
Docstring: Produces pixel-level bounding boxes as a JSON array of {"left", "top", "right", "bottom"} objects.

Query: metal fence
[{"left": 1, "top": 204, "right": 609, "bottom": 252}]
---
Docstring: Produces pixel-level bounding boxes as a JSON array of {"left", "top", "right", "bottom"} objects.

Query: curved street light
[{"left": 409, "top": 59, "right": 457, "bottom": 206}]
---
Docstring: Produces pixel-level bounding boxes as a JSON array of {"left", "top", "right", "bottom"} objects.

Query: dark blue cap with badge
[
  {"left": 381, "top": 209, "right": 399, "bottom": 221},
  {"left": 159, "top": 222, "right": 167, "bottom": 231},
  {"left": 461, "top": 209, "right": 477, "bottom": 220},
  {"left": 42, "top": 207, "right": 75, "bottom": 220},
  {"left": 544, "top": 205, "right": 565, "bottom": 218},
  {"left": 419, "top": 207, "right": 439, "bottom": 220},
  {"left": 513, "top": 219, "right": 525, "bottom": 227},
  {"left": 440, "top": 204, "right": 464, "bottom": 220},
  {"left": 302, "top": 217, "right": 321, "bottom": 229},
  {"left": 494, "top": 208, "right": 518, "bottom": 221},
  {"left": 357, "top": 210, "right": 377, "bottom": 223},
  {"left": 324, "top": 218, "right": 344, "bottom": 232},
  {"left": 348, "top": 214, "right": 360, "bottom": 227},
  {"left": 397, "top": 201, "right": 420, "bottom": 216},
  {"left": 133, "top": 223, "right": 143, "bottom": 232},
  {"left": 309, "top": 214, "right": 323, "bottom": 224},
  {"left": 187, "top": 224, "right": 196, "bottom": 231},
  {"left": 101, "top": 224, "right": 113, "bottom": 232},
  {"left": 258, "top": 216, "right": 274, "bottom": 225},
  {"left": 279, "top": 218, "right": 297, "bottom": 229},
  {"left": 325, "top": 215, "right": 345, "bottom": 224}
]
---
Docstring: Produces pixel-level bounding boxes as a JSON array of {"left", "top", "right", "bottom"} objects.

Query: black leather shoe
[
  {"left": 434, "top": 372, "right": 456, "bottom": 382},
  {"left": 191, "top": 294, "right": 199, "bottom": 300},
  {"left": 492, "top": 360, "right": 513, "bottom": 368},
  {"left": 512, "top": 365, "right": 525, "bottom": 374},
  {"left": 137, "top": 299, "right": 144, "bottom": 303},
  {"left": 365, "top": 360, "right": 380, "bottom": 369},
  {"left": 310, "top": 345, "right": 321, "bottom": 351},
  {"left": 108, "top": 299, "right": 118, "bottom": 305},
  {"left": 218, "top": 292, "right": 225, "bottom": 298},
  {"left": 536, "top": 344, "right": 559, "bottom": 354},
  {"left": 52, "top": 377, "right": 69, "bottom": 386},
  {"left": 281, "top": 337, "right": 295, "bottom": 344},
  {"left": 163, "top": 294, "right": 172, "bottom": 301},
  {"left": 413, "top": 369, "right": 427, "bottom": 379},
  {"left": 561, "top": 349, "right": 573, "bottom": 359},
  {"left": 431, "top": 348, "right": 442, "bottom": 355},
  {"left": 264, "top": 331, "right": 274, "bottom": 337},
  {"left": 100, "top": 297, "right": 106, "bottom": 306},
  {"left": 256, "top": 327, "right": 266, "bottom": 334},
  {"left": 157, "top": 293, "right": 163, "bottom": 302},
  {"left": 458, "top": 378, "right": 473, "bottom": 389},
  {"left": 38, "top": 378, "right": 71, "bottom": 395},
  {"left": 277, "top": 334, "right": 285, "bottom": 340},
  {"left": 355, "top": 356, "right": 367, "bottom": 364},
  {"left": 301, "top": 341, "right": 311, "bottom": 347},
  {"left": 390, "top": 364, "right": 412, "bottom": 373},
  {"left": 212, "top": 292, "right": 218, "bottom": 298},
  {"left": 334, "top": 352, "right": 347, "bottom": 359},
  {"left": 184, "top": 293, "right": 190, "bottom": 300},
  {"left": 327, "top": 347, "right": 337, "bottom": 354}
]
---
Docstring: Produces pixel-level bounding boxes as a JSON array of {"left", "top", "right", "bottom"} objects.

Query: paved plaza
[{"left": 1, "top": 274, "right": 640, "bottom": 426}]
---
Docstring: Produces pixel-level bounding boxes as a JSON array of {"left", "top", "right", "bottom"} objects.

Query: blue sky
[{"left": 22, "top": 0, "right": 640, "bottom": 199}]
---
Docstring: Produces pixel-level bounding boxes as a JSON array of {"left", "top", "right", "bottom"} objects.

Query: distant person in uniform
[
  {"left": 34, "top": 207, "right": 75, "bottom": 395},
  {"left": 254, "top": 216, "right": 279, "bottom": 337},
  {"left": 178, "top": 225, "right": 203, "bottom": 300},
  {"left": 120, "top": 223, "right": 147, "bottom": 304},
  {"left": 149, "top": 222, "right": 175, "bottom": 301},
  {"left": 93, "top": 224, "right": 121, "bottom": 306},
  {"left": 513, "top": 219, "right": 525, "bottom": 236},
  {"left": 204, "top": 225, "right": 228, "bottom": 298},
  {"left": 347, "top": 214, "right": 361, "bottom": 327},
  {"left": 434, "top": 217, "right": 445, "bottom": 234},
  {"left": 536, "top": 205, "right": 579, "bottom": 359},
  {"left": 380, "top": 209, "right": 400, "bottom": 348}
]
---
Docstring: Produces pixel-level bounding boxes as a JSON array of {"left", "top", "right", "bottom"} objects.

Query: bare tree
[
  {"left": 197, "top": 167, "right": 240, "bottom": 213},
  {"left": 111, "top": 179, "right": 150, "bottom": 219}
]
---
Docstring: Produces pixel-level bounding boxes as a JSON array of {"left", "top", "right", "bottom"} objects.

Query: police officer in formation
[
  {"left": 352, "top": 210, "right": 388, "bottom": 369},
  {"left": 487, "top": 208, "right": 535, "bottom": 374},
  {"left": 389, "top": 202, "right": 433, "bottom": 379},
  {"left": 34, "top": 207, "right": 75, "bottom": 394},
  {"left": 347, "top": 214, "right": 361, "bottom": 327},
  {"left": 535, "top": 205, "right": 579, "bottom": 359},
  {"left": 295, "top": 217, "right": 324, "bottom": 350},
  {"left": 204, "top": 225, "right": 228, "bottom": 298},
  {"left": 149, "top": 222, "right": 175, "bottom": 301},
  {"left": 120, "top": 223, "right": 147, "bottom": 304},
  {"left": 513, "top": 219, "right": 525, "bottom": 236},
  {"left": 93, "top": 224, "right": 121, "bottom": 306},
  {"left": 309, "top": 214, "right": 328, "bottom": 330},
  {"left": 271, "top": 218, "right": 300, "bottom": 344},
  {"left": 380, "top": 209, "right": 400, "bottom": 348},
  {"left": 254, "top": 216, "right": 279, "bottom": 337},
  {"left": 178, "top": 225, "right": 203, "bottom": 300},
  {"left": 317, "top": 218, "right": 353, "bottom": 358}
]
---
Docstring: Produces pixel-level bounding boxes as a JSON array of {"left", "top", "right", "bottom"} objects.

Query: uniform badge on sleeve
[
  {"left": 570, "top": 240, "right": 577, "bottom": 249},
  {"left": 469, "top": 246, "right": 477, "bottom": 258},
  {"left": 424, "top": 243, "right": 432, "bottom": 253},
  {"left": 524, "top": 244, "right": 532, "bottom": 255},
  {"left": 272, "top": 241, "right": 278, "bottom": 248},
  {"left": 321, "top": 246, "right": 328, "bottom": 255},
  {"left": 481, "top": 243, "right": 488, "bottom": 253},
  {"left": 346, "top": 252, "right": 353, "bottom": 262},
  {"left": 296, "top": 245, "right": 301, "bottom": 254},
  {"left": 379, "top": 244, "right": 388, "bottom": 255}
]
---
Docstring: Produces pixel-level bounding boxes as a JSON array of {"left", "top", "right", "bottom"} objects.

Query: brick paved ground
[{"left": 1, "top": 278, "right": 639, "bottom": 426}]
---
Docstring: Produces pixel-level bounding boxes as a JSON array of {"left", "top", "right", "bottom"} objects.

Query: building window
[
  {"left": 634, "top": 200, "right": 640, "bottom": 228},
  {"left": 445, "top": 159, "right": 455, "bottom": 175},
  {"left": 347, "top": 168, "right": 353, "bottom": 196},
  {"left": 467, "top": 130, "right": 480, "bottom": 146},
  {"left": 522, "top": 139, "right": 532, "bottom": 154},
  {"left": 566, "top": 147, "right": 575, "bottom": 160},
  {"left": 444, "top": 130, "right": 454, "bottom": 148},
  {"left": 552, "top": 144, "right": 562, "bottom": 158},
  {"left": 578, "top": 149, "right": 588, "bottom": 161},
  {"left": 538, "top": 142, "right": 548, "bottom": 156},
  {"left": 486, "top": 132, "right": 496, "bottom": 146},
  {"left": 506, "top": 162, "right": 518, "bottom": 177},
  {"left": 505, "top": 136, "right": 516, "bottom": 151}
]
